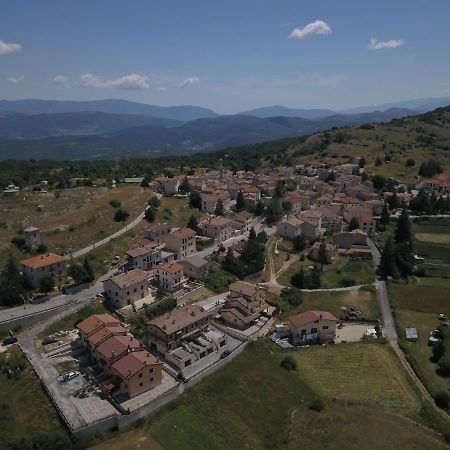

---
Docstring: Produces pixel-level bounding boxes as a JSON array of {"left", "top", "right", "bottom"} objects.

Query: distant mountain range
[
  {"left": 0, "top": 96, "right": 449, "bottom": 160},
  {"left": 0, "top": 107, "right": 423, "bottom": 160}
]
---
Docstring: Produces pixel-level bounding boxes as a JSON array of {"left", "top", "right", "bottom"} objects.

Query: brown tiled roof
[
  {"left": 77, "top": 314, "right": 120, "bottom": 336},
  {"left": 288, "top": 310, "right": 337, "bottom": 328},
  {"left": 87, "top": 325, "right": 127, "bottom": 347},
  {"left": 111, "top": 350, "right": 161, "bottom": 379},
  {"left": 229, "top": 281, "right": 261, "bottom": 298},
  {"left": 170, "top": 227, "right": 196, "bottom": 239},
  {"left": 206, "top": 216, "right": 232, "bottom": 226},
  {"left": 96, "top": 334, "right": 142, "bottom": 360},
  {"left": 156, "top": 261, "right": 184, "bottom": 274},
  {"left": 126, "top": 245, "right": 158, "bottom": 258},
  {"left": 20, "top": 253, "right": 65, "bottom": 269},
  {"left": 108, "top": 268, "right": 148, "bottom": 289},
  {"left": 147, "top": 304, "right": 209, "bottom": 335}
]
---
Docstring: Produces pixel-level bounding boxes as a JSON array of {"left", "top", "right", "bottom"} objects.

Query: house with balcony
[
  {"left": 163, "top": 227, "right": 196, "bottom": 259},
  {"left": 125, "top": 242, "right": 164, "bottom": 271},
  {"left": 202, "top": 216, "right": 233, "bottom": 242},
  {"left": 154, "top": 262, "right": 187, "bottom": 292},
  {"left": 288, "top": 310, "right": 338, "bottom": 345}
]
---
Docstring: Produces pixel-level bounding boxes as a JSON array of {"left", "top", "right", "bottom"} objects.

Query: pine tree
[
  {"left": 394, "top": 206, "right": 412, "bottom": 244},
  {"left": 311, "top": 265, "right": 321, "bottom": 289},
  {"left": 83, "top": 257, "right": 95, "bottom": 282},
  {"left": 318, "top": 241, "right": 328, "bottom": 265},
  {"left": 378, "top": 236, "right": 398, "bottom": 278},
  {"left": 254, "top": 200, "right": 265, "bottom": 216},
  {"left": 187, "top": 215, "right": 199, "bottom": 233},
  {"left": 189, "top": 190, "right": 202, "bottom": 209},
  {"left": 222, "top": 248, "right": 237, "bottom": 274},
  {"left": 348, "top": 216, "right": 360, "bottom": 231},
  {"left": 248, "top": 227, "right": 257, "bottom": 241},
  {"left": 266, "top": 198, "right": 283, "bottom": 223},
  {"left": 275, "top": 180, "right": 286, "bottom": 198},
  {"left": 214, "top": 199, "right": 225, "bottom": 216},
  {"left": 145, "top": 208, "right": 156, "bottom": 222},
  {"left": 380, "top": 202, "right": 390, "bottom": 226},
  {"left": 291, "top": 267, "right": 305, "bottom": 289},
  {"left": 179, "top": 176, "right": 191, "bottom": 193},
  {"left": 236, "top": 190, "right": 245, "bottom": 211}
]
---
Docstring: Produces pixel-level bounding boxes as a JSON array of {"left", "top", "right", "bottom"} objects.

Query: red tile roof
[
  {"left": 77, "top": 314, "right": 120, "bottom": 336},
  {"left": 96, "top": 334, "right": 142, "bottom": 360},
  {"left": 87, "top": 325, "right": 127, "bottom": 347},
  {"left": 111, "top": 350, "right": 161, "bottom": 379},
  {"left": 288, "top": 310, "right": 337, "bottom": 328},
  {"left": 20, "top": 252, "right": 65, "bottom": 269},
  {"left": 157, "top": 261, "right": 184, "bottom": 274}
]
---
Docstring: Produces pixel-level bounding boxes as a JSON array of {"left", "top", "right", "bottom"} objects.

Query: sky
[{"left": 1, "top": 0, "right": 450, "bottom": 114}]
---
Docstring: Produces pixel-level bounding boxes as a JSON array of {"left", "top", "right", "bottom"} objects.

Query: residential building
[
  {"left": 200, "top": 192, "right": 231, "bottom": 214},
  {"left": 94, "top": 334, "right": 142, "bottom": 371},
  {"left": 179, "top": 255, "right": 209, "bottom": 280},
  {"left": 103, "top": 269, "right": 149, "bottom": 309},
  {"left": 202, "top": 216, "right": 233, "bottom": 242},
  {"left": 85, "top": 325, "right": 128, "bottom": 352},
  {"left": 154, "top": 262, "right": 186, "bottom": 291},
  {"left": 232, "top": 211, "right": 255, "bottom": 232},
  {"left": 144, "top": 222, "right": 172, "bottom": 244},
  {"left": 147, "top": 304, "right": 210, "bottom": 353},
  {"left": 288, "top": 310, "right": 338, "bottom": 345},
  {"left": 110, "top": 351, "right": 163, "bottom": 398},
  {"left": 163, "top": 227, "right": 197, "bottom": 259},
  {"left": 309, "top": 242, "right": 338, "bottom": 263},
  {"left": 276, "top": 217, "right": 303, "bottom": 239},
  {"left": 77, "top": 314, "right": 121, "bottom": 347},
  {"left": 125, "top": 243, "right": 163, "bottom": 271},
  {"left": 20, "top": 253, "right": 67, "bottom": 289},
  {"left": 221, "top": 281, "right": 268, "bottom": 329},
  {"left": 333, "top": 229, "right": 368, "bottom": 250}
]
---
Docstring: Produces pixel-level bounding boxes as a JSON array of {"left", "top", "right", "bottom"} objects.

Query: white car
[
  {"left": 111, "top": 255, "right": 121, "bottom": 265},
  {"left": 63, "top": 371, "right": 79, "bottom": 382}
]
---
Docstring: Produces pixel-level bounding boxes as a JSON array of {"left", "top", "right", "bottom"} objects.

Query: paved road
[{"left": 70, "top": 209, "right": 147, "bottom": 259}]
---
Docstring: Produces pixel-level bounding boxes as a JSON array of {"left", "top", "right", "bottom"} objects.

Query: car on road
[
  {"left": 220, "top": 350, "right": 231, "bottom": 359},
  {"left": 62, "top": 371, "right": 79, "bottom": 382},
  {"left": 111, "top": 255, "right": 121, "bottom": 265},
  {"left": 2, "top": 336, "right": 18, "bottom": 346}
]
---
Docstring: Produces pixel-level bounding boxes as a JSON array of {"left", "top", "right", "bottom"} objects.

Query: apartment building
[
  {"left": 20, "top": 252, "right": 67, "bottom": 289},
  {"left": 202, "top": 216, "right": 233, "bottom": 242},
  {"left": 125, "top": 242, "right": 163, "bottom": 271},
  {"left": 163, "top": 227, "right": 197, "bottom": 259},
  {"left": 103, "top": 269, "right": 149, "bottom": 309},
  {"left": 154, "top": 261, "right": 186, "bottom": 291}
]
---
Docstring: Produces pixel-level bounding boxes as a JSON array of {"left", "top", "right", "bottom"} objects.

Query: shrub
[
  {"left": 280, "top": 356, "right": 297, "bottom": 371},
  {"left": 309, "top": 399, "right": 325, "bottom": 412},
  {"left": 109, "top": 199, "right": 121, "bottom": 208},
  {"left": 434, "top": 391, "right": 450, "bottom": 409},
  {"left": 339, "top": 277, "right": 356, "bottom": 287},
  {"left": 405, "top": 158, "right": 415, "bottom": 167},
  {"left": 114, "top": 208, "right": 129, "bottom": 222},
  {"left": 438, "top": 355, "right": 450, "bottom": 375}
]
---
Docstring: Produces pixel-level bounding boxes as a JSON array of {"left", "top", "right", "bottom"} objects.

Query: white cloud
[
  {"left": 368, "top": 38, "right": 404, "bottom": 50},
  {"left": 6, "top": 75, "right": 24, "bottom": 84},
  {"left": 53, "top": 74, "right": 69, "bottom": 87},
  {"left": 289, "top": 20, "right": 331, "bottom": 40},
  {"left": 80, "top": 73, "right": 150, "bottom": 90},
  {"left": 179, "top": 76, "right": 200, "bottom": 88},
  {"left": 0, "top": 40, "right": 22, "bottom": 56}
]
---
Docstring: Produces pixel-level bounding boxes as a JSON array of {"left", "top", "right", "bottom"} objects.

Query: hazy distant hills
[
  {"left": 0, "top": 99, "right": 218, "bottom": 122},
  {"left": 240, "top": 105, "right": 335, "bottom": 119},
  {"left": 0, "top": 108, "right": 422, "bottom": 160}
]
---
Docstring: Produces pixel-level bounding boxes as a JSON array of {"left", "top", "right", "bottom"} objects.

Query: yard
[
  {"left": 0, "top": 346, "right": 71, "bottom": 449},
  {"left": 155, "top": 196, "right": 205, "bottom": 227},
  {"left": 390, "top": 277, "right": 450, "bottom": 399},
  {"left": 90, "top": 341, "right": 448, "bottom": 450}
]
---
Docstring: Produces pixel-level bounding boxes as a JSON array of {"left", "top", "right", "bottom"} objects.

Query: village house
[
  {"left": 155, "top": 176, "right": 180, "bottom": 195},
  {"left": 276, "top": 217, "right": 303, "bottom": 239},
  {"left": 76, "top": 314, "right": 122, "bottom": 348},
  {"left": 309, "top": 241, "right": 339, "bottom": 263},
  {"left": 154, "top": 261, "right": 187, "bottom": 291},
  {"left": 202, "top": 216, "right": 233, "bottom": 242},
  {"left": 333, "top": 229, "right": 370, "bottom": 255},
  {"left": 147, "top": 304, "right": 211, "bottom": 354},
  {"left": 316, "top": 205, "right": 344, "bottom": 235},
  {"left": 144, "top": 222, "right": 172, "bottom": 244},
  {"left": 125, "top": 242, "right": 164, "bottom": 271},
  {"left": 94, "top": 334, "right": 142, "bottom": 372},
  {"left": 85, "top": 325, "right": 128, "bottom": 353},
  {"left": 200, "top": 192, "right": 231, "bottom": 214},
  {"left": 232, "top": 211, "right": 255, "bottom": 232},
  {"left": 179, "top": 255, "right": 209, "bottom": 280},
  {"left": 163, "top": 227, "right": 197, "bottom": 259},
  {"left": 103, "top": 269, "right": 149, "bottom": 309},
  {"left": 421, "top": 174, "right": 450, "bottom": 194},
  {"left": 288, "top": 310, "right": 338, "bottom": 345},
  {"left": 221, "top": 281, "right": 268, "bottom": 329},
  {"left": 20, "top": 252, "right": 67, "bottom": 289},
  {"left": 242, "top": 185, "right": 261, "bottom": 206},
  {"left": 110, "top": 350, "right": 163, "bottom": 398}
]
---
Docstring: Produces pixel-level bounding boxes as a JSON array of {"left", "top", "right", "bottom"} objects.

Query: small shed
[{"left": 405, "top": 328, "right": 418, "bottom": 341}]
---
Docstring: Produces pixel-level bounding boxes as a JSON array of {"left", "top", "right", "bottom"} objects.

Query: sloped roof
[
  {"left": 76, "top": 314, "right": 120, "bottom": 335},
  {"left": 111, "top": 351, "right": 161, "bottom": 379},
  {"left": 288, "top": 310, "right": 337, "bottom": 328},
  {"left": 20, "top": 253, "right": 65, "bottom": 269},
  {"left": 96, "top": 334, "right": 142, "bottom": 360}
]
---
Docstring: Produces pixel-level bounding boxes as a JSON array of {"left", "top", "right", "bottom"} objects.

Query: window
[
  {"left": 139, "top": 373, "right": 143, "bottom": 378},
  {"left": 149, "top": 368, "right": 153, "bottom": 373},
  {"left": 139, "top": 382, "right": 143, "bottom": 387},
  {"left": 323, "top": 326, "right": 329, "bottom": 330},
  {"left": 134, "top": 288, "right": 137, "bottom": 293},
  {"left": 150, "top": 377, "right": 154, "bottom": 382}
]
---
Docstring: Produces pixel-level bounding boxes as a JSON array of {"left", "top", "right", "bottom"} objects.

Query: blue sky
[{"left": 1, "top": 0, "right": 449, "bottom": 113}]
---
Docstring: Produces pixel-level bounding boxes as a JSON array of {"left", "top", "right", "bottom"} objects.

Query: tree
[
  {"left": 432, "top": 340, "right": 445, "bottom": 362},
  {"left": 114, "top": 208, "right": 129, "bottom": 222},
  {"left": 291, "top": 267, "right": 305, "bottom": 289},
  {"left": 348, "top": 217, "right": 360, "bottom": 231},
  {"left": 140, "top": 175, "right": 151, "bottom": 187},
  {"left": 0, "top": 255, "right": 29, "bottom": 307},
  {"left": 68, "top": 264, "right": 89, "bottom": 283},
  {"left": 275, "top": 180, "right": 286, "bottom": 198},
  {"left": 256, "top": 231, "right": 268, "bottom": 244},
  {"left": 83, "top": 257, "right": 95, "bottom": 282},
  {"left": 282, "top": 200, "right": 292, "bottom": 213},
  {"left": 148, "top": 196, "right": 160, "bottom": 209},
  {"left": 317, "top": 241, "right": 328, "bottom": 265},
  {"left": 394, "top": 207, "right": 412, "bottom": 244},
  {"left": 378, "top": 236, "right": 398, "bottom": 279},
  {"left": 266, "top": 198, "right": 283, "bottom": 224},
  {"left": 359, "top": 157, "right": 366, "bottom": 168},
  {"left": 187, "top": 215, "right": 200, "bottom": 233},
  {"left": 214, "top": 199, "right": 225, "bottom": 216},
  {"left": 293, "top": 234, "right": 306, "bottom": 252},
  {"left": 145, "top": 208, "right": 156, "bottom": 222},
  {"left": 387, "top": 191, "right": 400, "bottom": 210},
  {"left": 235, "top": 190, "right": 245, "bottom": 211},
  {"left": 248, "top": 227, "right": 257, "bottom": 241},
  {"left": 310, "top": 264, "right": 321, "bottom": 289},
  {"left": 179, "top": 176, "right": 191, "bottom": 194},
  {"left": 189, "top": 190, "right": 202, "bottom": 209},
  {"left": 222, "top": 248, "right": 237, "bottom": 274},
  {"left": 254, "top": 200, "right": 265, "bottom": 216},
  {"left": 379, "top": 202, "right": 390, "bottom": 227},
  {"left": 39, "top": 275, "right": 55, "bottom": 293}
]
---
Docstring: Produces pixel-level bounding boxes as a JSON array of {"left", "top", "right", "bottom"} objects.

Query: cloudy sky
[{"left": 1, "top": 0, "right": 449, "bottom": 113}]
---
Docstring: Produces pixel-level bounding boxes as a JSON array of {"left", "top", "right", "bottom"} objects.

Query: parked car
[
  {"left": 62, "top": 371, "right": 79, "bottom": 382},
  {"left": 220, "top": 350, "right": 231, "bottom": 359},
  {"left": 112, "top": 255, "right": 121, "bottom": 265},
  {"left": 42, "top": 335, "right": 58, "bottom": 345},
  {"left": 2, "top": 336, "right": 18, "bottom": 346}
]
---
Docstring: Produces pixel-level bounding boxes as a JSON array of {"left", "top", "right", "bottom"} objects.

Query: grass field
[
  {"left": 0, "top": 347, "right": 69, "bottom": 449},
  {"left": 269, "top": 287, "right": 380, "bottom": 321},
  {"left": 91, "top": 341, "right": 449, "bottom": 450},
  {"left": 155, "top": 196, "right": 205, "bottom": 227},
  {"left": 416, "top": 233, "right": 450, "bottom": 245},
  {"left": 204, "top": 261, "right": 237, "bottom": 293},
  {"left": 390, "top": 277, "right": 450, "bottom": 398}
]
